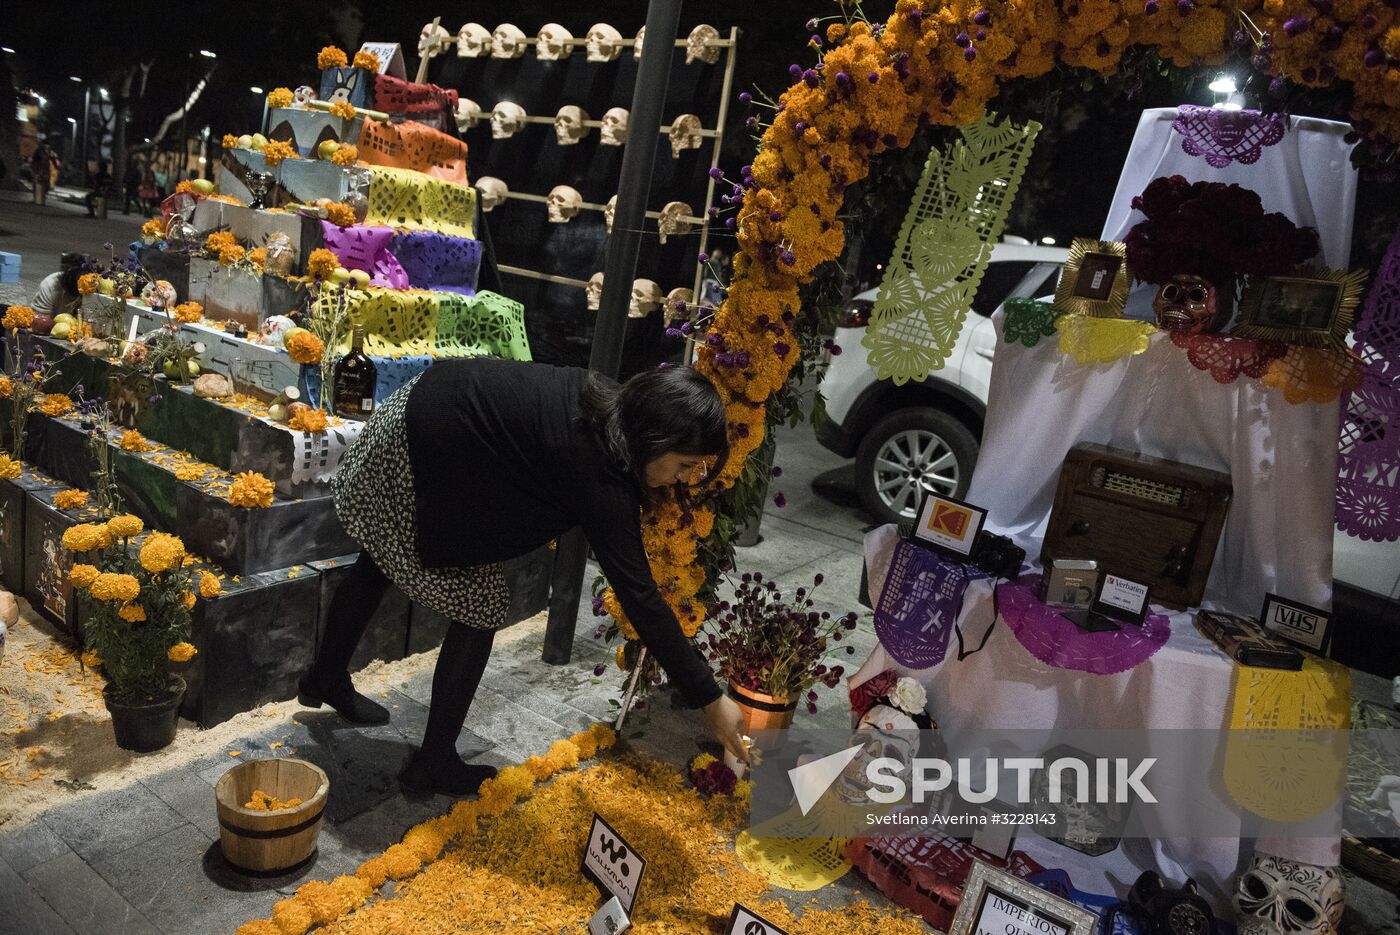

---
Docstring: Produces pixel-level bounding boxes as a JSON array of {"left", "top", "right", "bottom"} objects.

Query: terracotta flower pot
[{"left": 728, "top": 680, "right": 797, "bottom": 734}]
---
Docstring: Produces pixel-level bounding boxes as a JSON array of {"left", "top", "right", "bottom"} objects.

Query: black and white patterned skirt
[{"left": 331, "top": 376, "right": 509, "bottom": 629}]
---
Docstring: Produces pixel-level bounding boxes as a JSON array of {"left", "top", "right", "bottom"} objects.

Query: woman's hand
[{"left": 703, "top": 695, "right": 749, "bottom": 765}]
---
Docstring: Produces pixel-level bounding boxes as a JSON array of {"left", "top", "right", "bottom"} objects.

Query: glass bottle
[{"left": 333, "top": 324, "right": 377, "bottom": 418}]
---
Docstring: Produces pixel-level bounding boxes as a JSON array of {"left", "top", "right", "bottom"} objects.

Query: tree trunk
[{"left": 110, "top": 66, "right": 140, "bottom": 197}]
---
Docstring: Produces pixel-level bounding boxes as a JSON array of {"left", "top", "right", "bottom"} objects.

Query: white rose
[{"left": 889, "top": 677, "right": 926, "bottom": 716}]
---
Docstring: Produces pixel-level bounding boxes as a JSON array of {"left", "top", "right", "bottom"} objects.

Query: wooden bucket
[
  {"left": 214, "top": 758, "right": 329, "bottom": 873},
  {"left": 728, "top": 681, "right": 798, "bottom": 735}
]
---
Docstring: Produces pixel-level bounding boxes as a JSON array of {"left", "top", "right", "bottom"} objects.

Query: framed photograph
[
  {"left": 1053, "top": 238, "right": 1130, "bottom": 318},
  {"left": 912, "top": 492, "right": 987, "bottom": 558},
  {"left": 1259, "top": 593, "right": 1332, "bottom": 654},
  {"left": 949, "top": 861, "right": 1099, "bottom": 935},
  {"left": 1232, "top": 266, "right": 1367, "bottom": 349}
]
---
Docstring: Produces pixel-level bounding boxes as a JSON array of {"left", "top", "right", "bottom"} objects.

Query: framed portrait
[
  {"left": 949, "top": 861, "right": 1099, "bottom": 935},
  {"left": 911, "top": 491, "right": 987, "bottom": 558},
  {"left": 1232, "top": 266, "right": 1367, "bottom": 349},
  {"left": 1053, "top": 238, "right": 1130, "bottom": 318}
]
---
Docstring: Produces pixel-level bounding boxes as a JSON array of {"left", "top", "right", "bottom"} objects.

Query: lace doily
[
  {"left": 998, "top": 575, "right": 1171, "bottom": 675},
  {"left": 391, "top": 231, "right": 482, "bottom": 295},
  {"left": 1171, "top": 105, "right": 1286, "bottom": 169},
  {"left": 357, "top": 118, "right": 469, "bottom": 185},
  {"left": 1002, "top": 297, "right": 1059, "bottom": 347},
  {"left": 1261, "top": 345, "right": 1365, "bottom": 404},
  {"left": 873, "top": 541, "right": 983, "bottom": 669},
  {"left": 1056, "top": 316, "right": 1157, "bottom": 364},
  {"left": 365, "top": 165, "right": 475, "bottom": 239},
  {"left": 1169, "top": 331, "right": 1289, "bottom": 384}
]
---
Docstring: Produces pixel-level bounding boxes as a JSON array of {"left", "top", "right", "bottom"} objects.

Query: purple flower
[
  {"left": 835, "top": 71, "right": 852, "bottom": 86},
  {"left": 725, "top": 216, "right": 737, "bottom": 230},
  {"left": 773, "top": 492, "right": 787, "bottom": 508},
  {"left": 810, "top": 33, "right": 822, "bottom": 46},
  {"left": 768, "top": 209, "right": 782, "bottom": 221},
  {"left": 1283, "top": 15, "right": 1310, "bottom": 35},
  {"left": 779, "top": 250, "right": 795, "bottom": 265},
  {"left": 774, "top": 341, "right": 791, "bottom": 356},
  {"left": 708, "top": 167, "right": 723, "bottom": 180},
  {"left": 805, "top": 17, "right": 819, "bottom": 31},
  {"left": 955, "top": 31, "right": 971, "bottom": 46},
  {"left": 1365, "top": 47, "right": 1386, "bottom": 67},
  {"left": 698, "top": 252, "right": 710, "bottom": 264},
  {"left": 974, "top": 8, "right": 992, "bottom": 24},
  {"left": 707, "top": 206, "right": 719, "bottom": 218},
  {"left": 964, "top": 46, "right": 978, "bottom": 61},
  {"left": 789, "top": 63, "right": 803, "bottom": 78},
  {"left": 692, "top": 760, "right": 737, "bottom": 796},
  {"left": 803, "top": 68, "right": 820, "bottom": 88},
  {"left": 975, "top": 29, "right": 987, "bottom": 40},
  {"left": 771, "top": 466, "right": 783, "bottom": 478},
  {"left": 745, "top": 116, "right": 758, "bottom": 128},
  {"left": 1144, "top": 0, "right": 1160, "bottom": 13},
  {"left": 882, "top": 133, "right": 899, "bottom": 147},
  {"left": 739, "top": 91, "right": 752, "bottom": 104},
  {"left": 1176, "top": 0, "right": 1194, "bottom": 13},
  {"left": 592, "top": 663, "right": 606, "bottom": 676},
  {"left": 740, "top": 163, "right": 753, "bottom": 176},
  {"left": 868, "top": 71, "right": 880, "bottom": 83},
  {"left": 909, "top": 8, "right": 924, "bottom": 21}
]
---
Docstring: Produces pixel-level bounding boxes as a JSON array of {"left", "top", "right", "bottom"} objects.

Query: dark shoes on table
[
  {"left": 398, "top": 750, "right": 498, "bottom": 797},
  {"left": 297, "top": 669, "right": 390, "bottom": 725}
]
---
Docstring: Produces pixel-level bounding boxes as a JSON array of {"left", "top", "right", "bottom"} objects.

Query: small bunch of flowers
[
  {"left": 352, "top": 50, "right": 380, "bottom": 71},
  {"left": 328, "top": 100, "right": 357, "bottom": 120},
  {"left": 331, "top": 145, "right": 359, "bottom": 167},
  {"left": 267, "top": 87, "right": 295, "bottom": 109},
  {"left": 2, "top": 305, "right": 36, "bottom": 330},
  {"left": 140, "top": 217, "right": 166, "bottom": 245},
  {"left": 689, "top": 753, "right": 738, "bottom": 796},
  {"left": 317, "top": 46, "right": 348, "bottom": 69},
  {"left": 246, "top": 247, "right": 267, "bottom": 272},
  {"left": 306, "top": 248, "right": 340, "bottom": 281},
  {"left": 38, "top": 393, "right": 74, "bottom": 417},
  {"left": 323, "top": 202, "right": 356, "bottom": 228},
  {"left": 53, "top": 489, "right": 88, "bottom": 510},
  {"left": 0, "top": 453, "right": 21, "bottom": 480},
  {"left": 77, "top": 273, "right": 100, "bottom": 296},
  {"left": 289, "top": 407, "right": 328, "bottom": 433},
  {"left": 229, "top": 470, "right": 275, "bottom": 508}
]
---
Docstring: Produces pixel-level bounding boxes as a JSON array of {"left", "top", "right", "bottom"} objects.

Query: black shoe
[
  {"left": 297, "top": 670, "right": 390, "bottom": 725},
  {"left": 398, "top": 750, "right": 497, "bottom": 797}
]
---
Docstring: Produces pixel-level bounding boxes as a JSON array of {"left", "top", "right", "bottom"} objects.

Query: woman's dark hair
[
  {"left": 580, "top": 365, "right": 729, "bottom": 492},
  {"left": 59, "top": 266, "right": 83, "bottom": 298}
]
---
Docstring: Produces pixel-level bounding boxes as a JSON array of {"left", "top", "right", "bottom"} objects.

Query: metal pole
[
  {"left": 80, "top": 85, "right": 91, "bottom": 183},
  {"left": 542, "top": 0, "right": 685, "bottom": 666}
]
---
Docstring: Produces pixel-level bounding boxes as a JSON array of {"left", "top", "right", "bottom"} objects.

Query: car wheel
[{"left": 855, "top": 407, "right": 980, "bottom": 524}]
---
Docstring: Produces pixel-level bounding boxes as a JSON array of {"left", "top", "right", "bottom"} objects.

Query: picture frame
[
  {"left": 1231, "top": 266, "right": 1367, "bottom": 349},
  {"left": 949, "top": 861, "right": 1099, "bottom": 935},
  {"left": 1053, "top": 238, "right": 1131, "bottom": 318},
  {"left": 1258, "top": 592, "right": 1333, "bottom": 655},
  {"left": 911, "top": 491, "right": 987, "bottom": 558}
]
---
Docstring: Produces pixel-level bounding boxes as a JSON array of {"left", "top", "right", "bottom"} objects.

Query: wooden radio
[{"left": 1040, "top": 444, "right": 1232, "bottom": 610}]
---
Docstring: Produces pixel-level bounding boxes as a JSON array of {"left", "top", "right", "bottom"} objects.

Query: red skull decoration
[{"left": 1151, "top": 274, "right": 1231, "bottom": 334}]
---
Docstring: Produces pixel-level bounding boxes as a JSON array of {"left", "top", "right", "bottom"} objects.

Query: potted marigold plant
[
  {"left": 62, "top": 515, "right": 220, "bottom": 752},
  {"left": 702, "top": 571, "right": 857, "bottom": 733}
]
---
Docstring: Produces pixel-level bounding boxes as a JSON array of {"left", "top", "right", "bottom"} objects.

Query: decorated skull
[
  {"left": 1234, "top": 855, "right": 1344, "bottom": 935},
  {"left": 418, "top": 20, "right": 453, "bottom": 60},
  {"left": 454, "top": 98, "right": 482, "bottom": 132},
  {"left": 633, "top": 25, "right": 646, "bottom": 60},
  {"left": 686, "top": 24, "right": 722, "bottom": 65},
  {"left": 629, "top": 279, "right": 663, "bottom": 317},
  {"left": 668, "top": 114, "right": 703, "bottom": 159},
  {"left": 554, "top": 106, "right": 591, "bottom": 146},
  {"left": 457, "top": 22, "right": 492, "bottom": 58},
  {"left": 665, "top": 287, "right": 694, "bottom": 322},
  {"left": 1152, "top": 273, "right": 1231, "bottom": 334},
  {"left": 604, "top": 195, "right": 618, "bottom": 235},
  {"left": 546, "top": 185, "right": 583, "bottom": 224},
  {"left": 657, "top": 201, "right": 693, "bottom": 244},
  {"left": 586, "top": 272, "right": 605, "bottom": 311},
  {"left": 600, "top": 107, "right": 630, "bottom": 146},
  {"left": 585, "top": 23, "right": 625, "bottom": 62},
  {"left": 833, "top": 704, "right": 920, "bottom": 806},
  {"left": 475, "top": 176, "right": 509, "bottom": 212},
  {"left": 490, "top": 24, "right": 527, "bottom": 59},
  {"left": 490, "top": 101, "right": 527, "bottom": 140},
  {"left": 536, "top": 23, "right": 574, "bottom": 61},
  {"left": 293, "top": 85, "right": 317, "bottom": 108}
]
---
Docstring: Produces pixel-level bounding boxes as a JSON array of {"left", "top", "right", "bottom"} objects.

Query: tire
[{"left": 854, "top": 407, "right": 980, "bottom": 524}]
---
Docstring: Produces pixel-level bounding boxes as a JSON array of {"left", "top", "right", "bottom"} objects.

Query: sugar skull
[
  {"left": 454, "top": 98, "right": 482, "bottom": 132},
  {"left": 554, "top": 106, "right": 591, "bottom": 146},
  {"left": 417, "top": 20, "right": 453, "bottom": 60},
  {"left": 586, "top": 272, "right": 605, "bottom": 311},
  {"left": 546, "top": 185, "right": 583, "bottom": 223},
  {"left": 491, "top": 24, "right": 527, "bottom": 59},
  {"left": 536, "top": 23, "right": 574, "bottom": 61},
  {"left": 490, "top": 101, "right": 527, "bottom": 140},
  {"left": 1234, "top": 854, "right": 1344, "bottom": 935},
  {"left": 585, "top": 23, "right": 625, "bottom": 62},
  {"left": 1152, "top": 273, "right": 1231, "bottom": 334},
  {"left": 629, "top": 278, "right": 663, "bottom": 317},
  {"left": 686, "top": 24, "right": 722, "bottom": 65},
  {"left": 668, "top": 114, "right": 703, "bottom": 159},
  {"left": 600, "top": 107, "right": 630, "bottom": 146},
  {"left": 457, "top": 22, "right": 491, "bottom": 58},
  {"left": 476, "top": 176, "right": 508, "bottom": 212},
  {"left": 657, "top": 201, "right": 693, "bottom": 244},
  {"left": 633, "top": 25, "right": 646, "bottom": 60},
  {"left": 293, "top": 85, "right": 317, "bottom": 108},
  {"left": 833, "top": 704, "right": 920, "bottom": 806},
  {"left": 604, "top": 195, "right": 618, "bottom": 235}
]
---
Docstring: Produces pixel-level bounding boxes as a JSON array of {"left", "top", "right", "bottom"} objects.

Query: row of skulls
[
  {"left": 420, "top": 22, "right": 723, "bottom": 66},
  {"left": 477, "top": 178, "right": 696, "bottom": 243},
  {"left": 455, "top": 102, "right": 705, "bottom": 158},
  {"left": 585, "top": 275, "right": 693, "bottom": 319}
]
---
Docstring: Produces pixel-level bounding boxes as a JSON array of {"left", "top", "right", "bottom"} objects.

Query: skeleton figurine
[
  {"left": 454, "top": 98, "right": 482, "bottom": 132},
  {"left": 554, "top": 106, "right": 591, "bottom": 146},
  {"left": 1234, "top": 854, "right": 1344, "bottom": 935},
  {"left": 475, "top": 177, "right": 509, "bottom": 212},
  {"left": 656, "top": 201, "right": 694, "bottom": 244},
  {"left": 536, "top": 23, "right": 574, "bottom": 61},
  {"left": 490, "top": 102, "right": 528, "bottom": 140},
  {"left": 686, "top": 24, "right": 722, "bottom": 65},
  {"left": 293, "top": 85, "right": 317, "bottom": 108},
  {"left": 604, "top": 195, "right": 618, "bottom": 235},
  {"left": 668, "top": 114, "right": 704, "bottom": 159},
  {"left": 600, "top": 108, "right": 630, "bottom": 146},
  {"left": 490, "top": 24, "right": 527, "bottom": 59},
  {"left": 585, "top": 272, "right": 605, "bottom": 311},
  {"left": 633, "top": 25, "right": 646, "bottom": 60},
  {"left": 585, "top": 23, "right": 625, "bottom": 62},
  {"left": 1151, "top": 274, "right": 1231, "bottom": 334},
  {"left": 665, "top": 287, "right": 694, "bottom": 323},
  {"left": 546, "top": 185, "right": 583, "bottom": 223},
  {"left": 418, "top": 20, "right": 453, "bottom": 61},
  {"left": 457, "top": 22, "right": 492, "bottom": 58},
  {"left": 629, "top": 279, "right": 663, "bottom": 317},
  {"left": 833, "top": 705, "right": 921, "bottom": 806}
]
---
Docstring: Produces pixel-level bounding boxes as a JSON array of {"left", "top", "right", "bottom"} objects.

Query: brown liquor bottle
[{"left": 333, "top": 325, "right": 377, "bottom": 419}]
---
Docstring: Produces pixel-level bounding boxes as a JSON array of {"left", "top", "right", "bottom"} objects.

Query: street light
[
  {"left": 199, "top": 49, "right": 217, "bottom": 59},
  {"left": 69, "top": 75, "right": 81, "bottom": 83},
  {"left": 1040, "top": 236, "right": 1057, "bottom": 245},
  {"left": 249, "top": 86, "right": 263, "bottom": 94},
  {"left": 1, "top": 47, "right": 15, "bottom": 54}
]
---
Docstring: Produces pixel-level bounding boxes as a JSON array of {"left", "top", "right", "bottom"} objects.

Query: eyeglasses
[{"left": 1160, "top": 282, "right": 1210, "bottom": 304}]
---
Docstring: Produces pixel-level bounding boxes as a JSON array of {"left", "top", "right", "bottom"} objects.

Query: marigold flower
[
  {"left": 89, "top": 572, "right": 140, "bottom": 602},
  {"left": 328, "top": 100, "right": 357, "bottom": 120},
  {"left": 218, "top": 244, "right": 246, "bottom": 265},
  {"left": 106, "top": 514, "right": 143, "bottom": 538},
  {"left": 140, "top": 532, "right": 186, "bottom": 574},
  {"left": 289, "top": 408, "right": 329, "bottom": 432},
  {"left": 68, "top": 564, "right": 100, "bottom": 588},
  {"left": 260, "top": 139, "right": 298, "bottom": 166},
  {"left": 229, "top": 471, "right": 274, "bottom": 508},
  {"left": 267, "top": 87, "right": 295, "bottom": 109},
  {"left": 39, "top": 393, "right": 73, "bottom": 417},
  {"left": 81, "top": 649, "right": 102, "bottom": 668},
  {"left": 175, "top": 179, "right": 200, "bottom": 196},
  {"left": 0, "top": 453, "right": 22, "bottom": 480},
  {"left": 53, "top": 489, "right": 88, "bottom": 510},
  {"left": 173, "top": 301, "right": 204, "bottom": 324},
  {"left": 77, "top": 273, "right": 100, "bottom": 296},
  {"left": 62, "top": 523, "right": 111, "bottom": 552},
  {"left": 119, "top": 429, "right": 150, "bottom": 452},
  {"left": 331, "top": 145, "right": 359, "bottom": 167},
  {"left": 205, "top": 231, "right": 237, "bottom": 255},
  {"left": 141, "top": 217, "right": 166, "bottom": 239},
  {"left": 167, "top": 642, "right": 198, "bottom": 663},
  {"left": 323, "top": 202, "right": 356, "bottom": 228},
  {"left": 222, "top": 133, "right": 240, "bottom": 150},
  {"left": 182, "top": 590, "right": 197, "bottom": 609},
  {"left": 615, "top": 644, "right": 628, "bottom": 670},
  {"left": 200, "top": 571, "right": 222, "bottom": 598},
  {"left": 0, "top": 375, "right": 11, "bottom": 398},
  {"left": 317, "top": 46, "right": 348, "bottom": 69},
  {"left": 306, "top": 248, "right": 339, "bottom": 280},
  {"left": 3, "top": 305, "right": 36, "bottom": 330},
  {"left": 246, "top": 247, "right": 267, "bottom": 271},
  {"left": 119, "top": 603, "right": 147, "bottom": 622},
  {"left": 284, "top": 330, "right": 325, "bottom": 365},
  {"left": 352, "top": 50, "right": 380, "bottom": 71}
]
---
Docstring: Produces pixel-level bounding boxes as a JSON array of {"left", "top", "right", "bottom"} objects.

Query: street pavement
[{"left": 0, "top": 190, "right": 147, "bottom": 307}]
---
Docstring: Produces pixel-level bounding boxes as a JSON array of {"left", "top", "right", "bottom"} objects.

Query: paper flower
[
  {"left": 889, "top": 677, "right": 928, "bottom": 716},
  {"left": 167, "top": 642, "right": 198, "bottom": 663},
  {"left": 229, "top": 471, "right": 274, "bottom": 508},
  {"left": 140, "top": 532, "right": 186, "bottom": 574}
]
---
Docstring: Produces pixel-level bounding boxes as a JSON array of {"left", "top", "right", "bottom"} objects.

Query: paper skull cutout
[
  {"left": 293, "top": 86, "right": 317, "bottom": 108},
  {"left": 536, "top": 23, "right": 574, "bottom": 61},
  {"left": 475, "top": 176, "right": 508, "bottom": 212},
  {"left": 604, "top": 195, "right": 618, "bottom": 234},
  {"left": 600, "top": 108, "right": 630, "bottom": 146},
  {"left": 490, "top": 102, "right": 527, "bottom": 140},
  {"left": 546, "top": 185, "right": 583, "bottom": 223},
  {"left": 629, "top": 279, "right": 663, "bottom": 317},
  {"left": 418, "top": 21, "right": 453, "bottom": 59},
  {"left": 585, "top": 23, "right": 625, "bottom": 62},
  {"left": 665, "top": 287, "right": 694, "bottom": 322},
  {"left": 1234, "top": 855, "right": 1344, "bottom": 935},
  {"left": 686, "top": 24, "right": 722, "bottom": 65},
  {"left": 554, "top": 106, "right": 591, "bottom": 146},
  {"left": 1152, "top": 273, "right": 1230, "bottom": 334},
  {"left": 657, "top": 201, "right": 694, "bottom": 244},
  {"left": 586, "top": 272, "right": 605, "bottom": 311},
  {"left": 834, "top": 705, "right": 920, "bottom": 806},
  {"left": 454, "top": 98, "right": 482, "bottom": 132},
  {"left": 457, "top": 22, "right": 491, "bottom": 58},
  {"left": 633, "top": 26, "right": 646, "bottom": 60},
  {"left": 491, "top": 24, "right": 527, "bottom": 59},
  {"left": 668, "top": 114, "right": 703, "bottom": 159}
]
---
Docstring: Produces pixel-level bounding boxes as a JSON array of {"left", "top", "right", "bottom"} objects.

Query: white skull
[
  {"left": 490, "top": 102, "right": 527, "bottom": 140},
  {"left": 457, "top": 23, "right": 491, "bottom": 58},
  {"left": 454, "top": 98, "right": 482, "bottom": 132},
  {"left": 476, "top": 176, "right": 508, "bottom": 212},
  {"left": 665, "top": 287, "right": 694, "bottom": 322},
  {"left": 633, "top": 26, "right": 646, "bottom": 61},
  {"left": 546, "top": 185, "right": 583, "bottom": 223},
  {"left": 834, "top": 705, "right": 920, "bottom": 806},
  {"left": 686, "top": 24, "right": 722, "bottom": 65},
  {"left": 490, "top": 24, "right": 527, "bottom": 59},
  {"left": 536, "top": 23, "right": 574, "bottom": 61},
  {"left": 418, "top": 20, "right": 452, "bottom": 59},
  {"left": 604, "top": 195, "right": 618, "bottom": 235},
  {"left": 657, "top": 201, "right": 693, "bottom": 244},
  {"left": 629, "top": 279, "right": 663, "bottom": 317},
  {"left": 585, "top": 23, "right": 625, "bottom": 62},
  {"left": 600, "top": 107, "right": 630, "bottom": 146},
  {"left": 553, "top": 106, "right": 591, "bottom": 146},
  {"left": 668, "top": 114, "right": 703, "bottom": 159},
  {"left": 1234, "top": 855, "right": 1344, "bottom": 935},
  {"left": 586, "top": 272, "right": 604, "bottom": 311},
  {"left": 293, "top": 86, "right": 317, "bottom": 108}
]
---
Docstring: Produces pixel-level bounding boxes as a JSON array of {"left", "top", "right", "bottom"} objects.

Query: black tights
[{"left": 312, "top": 552, "right": 496, "bottom": 760}]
